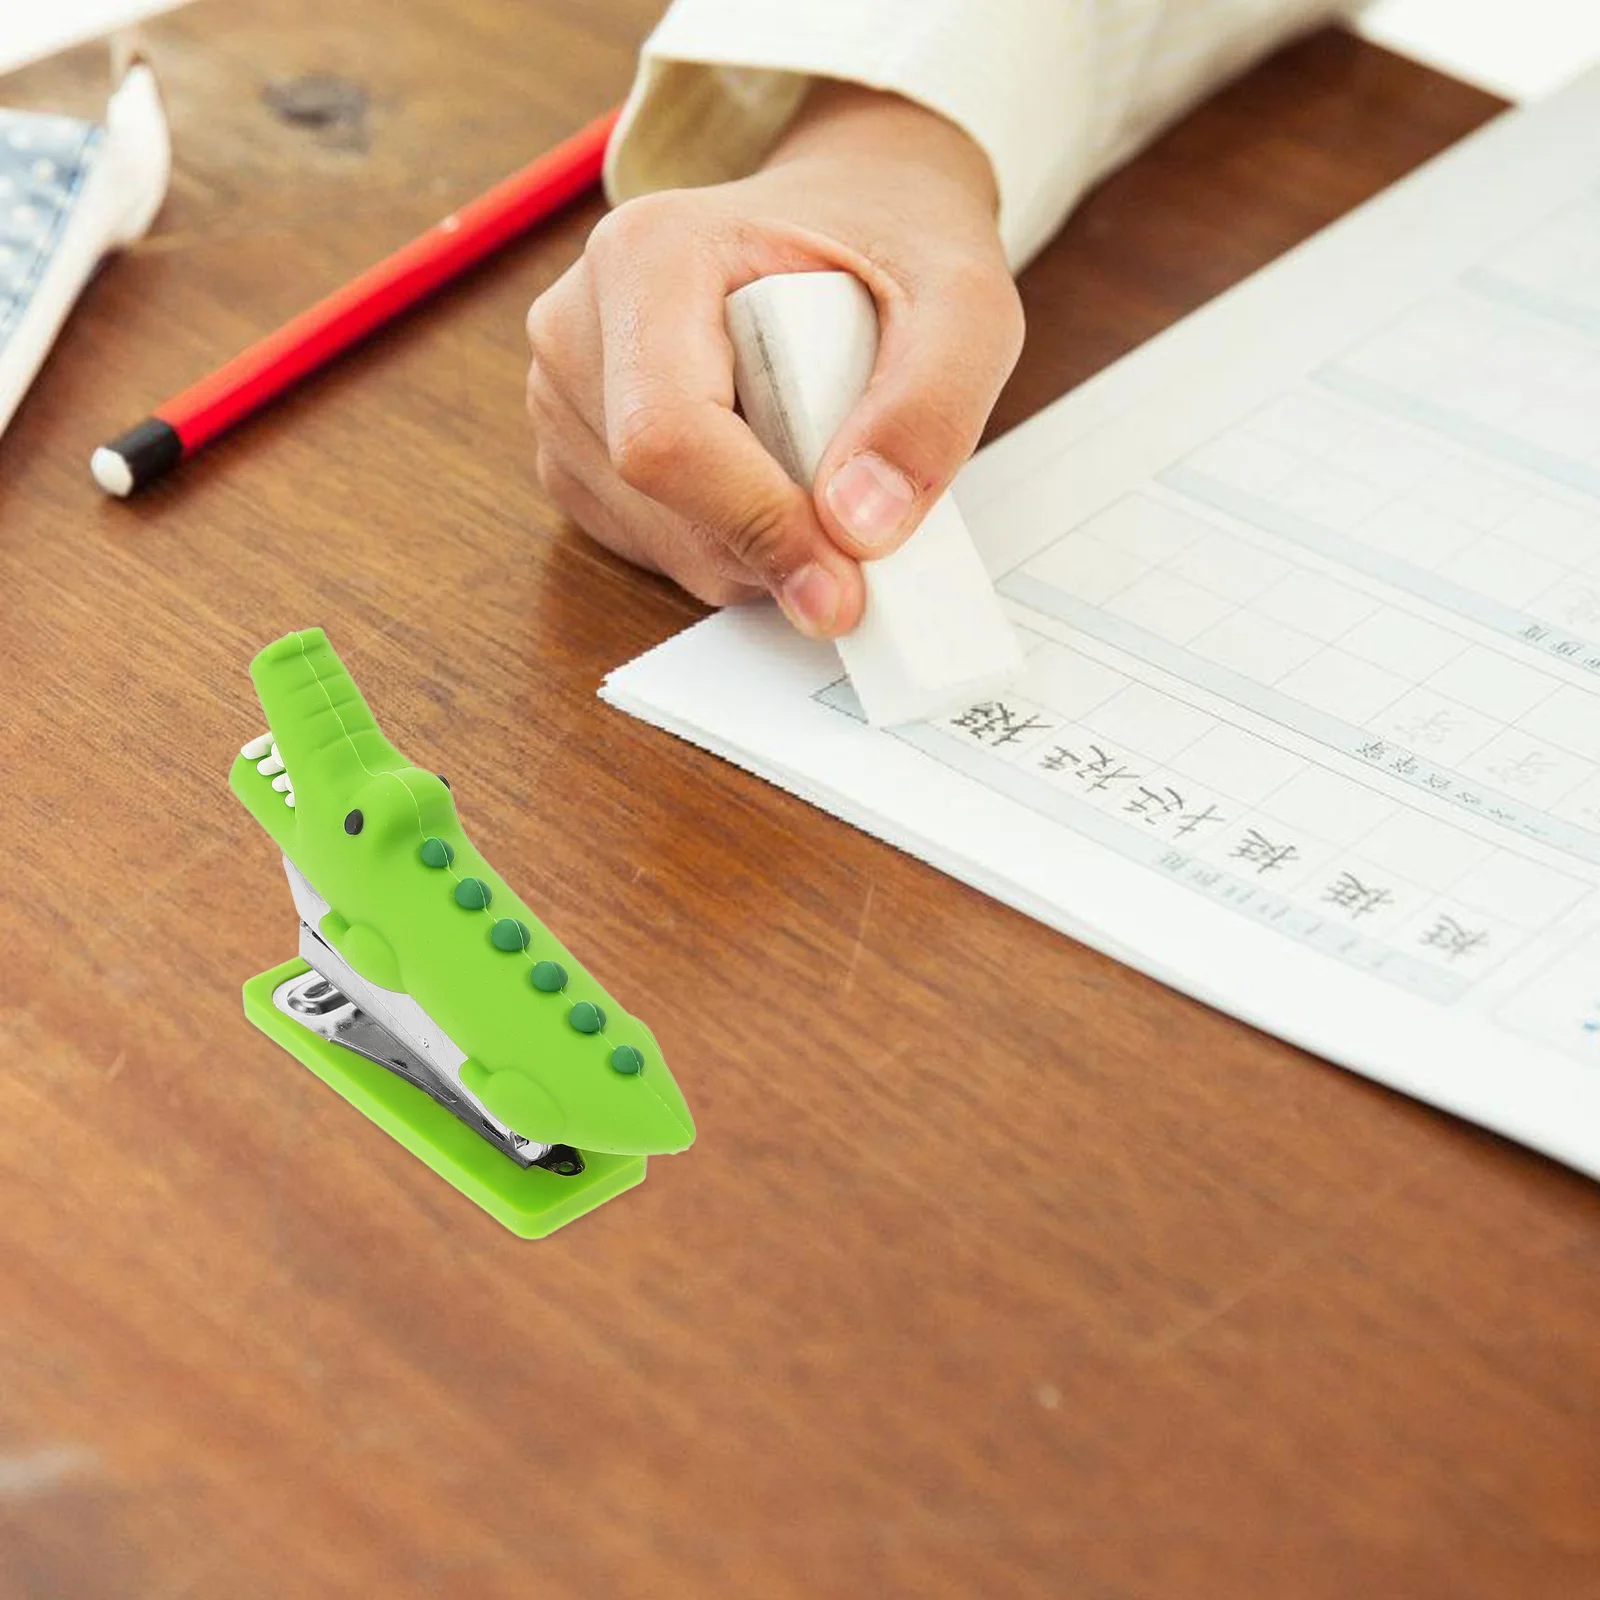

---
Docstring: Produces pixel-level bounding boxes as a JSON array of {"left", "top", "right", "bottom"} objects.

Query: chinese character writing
[
  {"left": 952, "top": 701, "right": 1049, "bottom": 747},
  {"left": 1419, "top": 914, "right": 1488, "bottom": 961},
  {"left": 1322, "top": 871, "right": 1394, "bottom": 920},
  {"left": 1485, "top": 749, "right": 1555, "bottom": 789},
  {"left": 1394, "top": 709, "right": 1462, "bottom": 748},
  {"left": 1124, "top": 785, "right": 1184, "bottom": 825},
  {"left": 1230, "top": 828, "right": 1299, "bottom": 875},
  {"left": 1173, "top": 802, "right": 1226, "bottom": 838},
  {"left": 1039, "top": 743, "right": 1137, "bottom": 792}
]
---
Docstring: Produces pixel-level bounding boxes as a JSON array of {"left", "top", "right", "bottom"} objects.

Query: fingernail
[
  {"left": 779, "top": 564, "right": 840, "bottom": 637},
  {"left": 825, "top": 453, "right": 916, "bottom": 549}
]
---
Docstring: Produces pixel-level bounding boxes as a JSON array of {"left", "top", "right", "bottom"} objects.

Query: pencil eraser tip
[
  {"left": 92, "top": 416, "right": 181, "bottom": 497},
  {"left": 90, "top": 447, "right": 134, "bottom": 497}
]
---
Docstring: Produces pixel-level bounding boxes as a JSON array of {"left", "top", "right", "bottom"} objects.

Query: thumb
[{"left": 814, "top": 266, "right": 1024, "bottom": 560}]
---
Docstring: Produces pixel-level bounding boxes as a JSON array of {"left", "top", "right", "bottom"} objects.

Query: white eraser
[{"left": 727, "top": 272, "right": 1025, "bottom": 726}]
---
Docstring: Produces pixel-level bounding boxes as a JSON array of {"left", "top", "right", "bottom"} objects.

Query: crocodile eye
[
  {"left": 343, "top": 809, "right": 364, "bottom": 835},
  {"left": 437, "top": 773, "right": 450, "bottom": 790}
]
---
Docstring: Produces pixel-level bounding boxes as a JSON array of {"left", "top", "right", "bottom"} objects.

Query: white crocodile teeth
[
  {"left": 257, "top": 752, "right": 286, "bottom": 777},
  {"left": 271, "top": 772, "right": 292, "bottom": 792},
  {"left": 240, "top": 732, "right": 273, "bottom": 759},
  {"left": 284, "top": 791, "right": 296, "bottom": 808}
]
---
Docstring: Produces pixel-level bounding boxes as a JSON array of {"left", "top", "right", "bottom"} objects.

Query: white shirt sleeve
[{"left": 606, "top": 0, "right": 1363, "bottom": 270}]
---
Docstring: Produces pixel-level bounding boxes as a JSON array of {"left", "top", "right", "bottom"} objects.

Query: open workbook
[{"left": 604, "top": 67, "right": 1600, "bottom": 1179}]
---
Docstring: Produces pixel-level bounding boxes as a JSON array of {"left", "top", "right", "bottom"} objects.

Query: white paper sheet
[
  {"left": 604, "top": 67, "right": 1600, "bottom": 1179},
  {"left": 1358, "top": 0, "right": 1600, "bottom": 101}
]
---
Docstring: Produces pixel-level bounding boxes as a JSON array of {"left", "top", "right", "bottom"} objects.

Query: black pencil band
[{"left": 90, "top": 417, "right": 183, "bottom": 497}]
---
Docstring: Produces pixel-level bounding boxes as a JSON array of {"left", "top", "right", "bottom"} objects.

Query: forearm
[{"left": 607, "top": 0, "right": 1359, "bottom": 269}]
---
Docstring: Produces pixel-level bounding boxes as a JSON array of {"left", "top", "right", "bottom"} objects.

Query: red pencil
[{"left": 92, "top": 104, "right": 620, "bottom": 497}]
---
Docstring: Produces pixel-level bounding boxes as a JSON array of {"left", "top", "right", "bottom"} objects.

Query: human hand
[{"left": 524, "top": 82, "right": 1023, "bottom": 638}]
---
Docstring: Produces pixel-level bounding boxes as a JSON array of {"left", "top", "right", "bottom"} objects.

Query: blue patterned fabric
[{"left": 0, "top": 108, "right": 103, "bottom": 346}]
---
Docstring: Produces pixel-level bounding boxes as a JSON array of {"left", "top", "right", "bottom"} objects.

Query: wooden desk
[{"left": 3, "top": 6, "right": 1596, "bottom": 1596}]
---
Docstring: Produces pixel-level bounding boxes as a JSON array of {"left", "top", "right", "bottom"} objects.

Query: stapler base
[{"left": 243, "top": 958, "right": 648, "bottom": 1238}]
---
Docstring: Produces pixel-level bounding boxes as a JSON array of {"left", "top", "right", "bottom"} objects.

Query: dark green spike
[
  {"left": 569, "top": 1001, "right": 606, "bottom": 1034},
  {"left": 531, "top": 960, "right": 568, "bottom": 993}
]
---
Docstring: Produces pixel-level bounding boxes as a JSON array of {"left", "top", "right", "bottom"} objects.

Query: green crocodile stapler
[{"left": 231, "top": 628, "right": 694, "bottom": 1237}]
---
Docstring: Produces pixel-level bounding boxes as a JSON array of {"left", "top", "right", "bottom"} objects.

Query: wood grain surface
[{"left": 3, "top": 5, "right": 1596, "bottom": 1597}]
